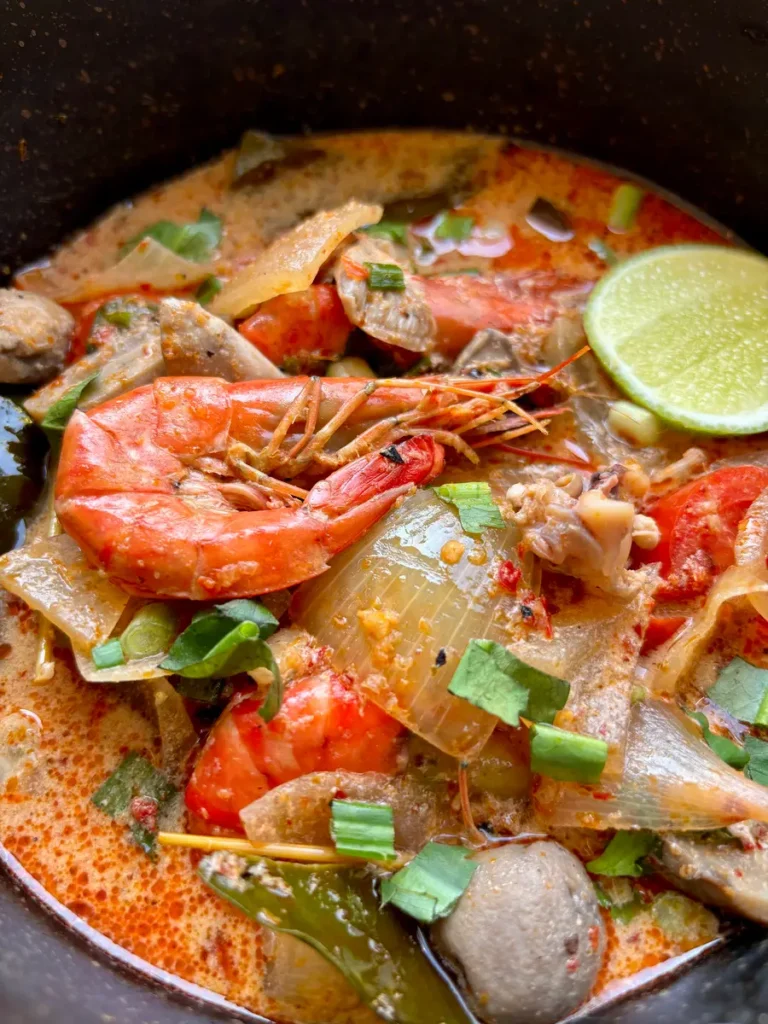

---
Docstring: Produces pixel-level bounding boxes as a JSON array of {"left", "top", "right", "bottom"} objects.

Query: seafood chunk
[
  {"left": 506, "top": 470, "right": 659, "bottom": 592},
  {"left": 0, "top": 289, "right": 73, "bottom": 384},
  {"left": 433, "top": 842, "right": 605, "bottom": 1024},
  {"left": 658, "top": 828, "right": 768, "bottom": 925}
]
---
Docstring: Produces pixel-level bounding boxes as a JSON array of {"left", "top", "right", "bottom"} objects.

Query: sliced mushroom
[
  {"left": 335, "top": 236, "right": 437, "bottom": 353},
  {"left": 658, "top": 830, "right": 768, "bottom": 925},
  {"left": 0, "top": 289, "right": 73, "bottom": 385}
]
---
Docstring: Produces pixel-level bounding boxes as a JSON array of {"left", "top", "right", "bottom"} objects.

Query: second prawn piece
[{"left": 185, "top": 664, "right": 404, "bottom": 830}]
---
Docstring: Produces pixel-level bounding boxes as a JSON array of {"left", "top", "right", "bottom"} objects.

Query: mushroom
[{"left": 433, "top": 841, "right": 605, "bottom": 1024}]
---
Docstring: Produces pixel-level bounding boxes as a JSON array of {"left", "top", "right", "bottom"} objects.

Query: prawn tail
[{"left": 309, "top": 434, "right": 445, "bottom": 557}]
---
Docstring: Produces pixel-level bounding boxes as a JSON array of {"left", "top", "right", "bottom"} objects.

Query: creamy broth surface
[{"left": 0, "top": 130, "right": 739, "bottom": 1022}]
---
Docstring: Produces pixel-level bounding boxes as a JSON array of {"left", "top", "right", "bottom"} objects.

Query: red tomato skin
[
  {"left": 640, "top": 615, "right": 688, "bottom": 656},
  {"left": 638, "top": 466, "right": 768, "bottom": 600}
]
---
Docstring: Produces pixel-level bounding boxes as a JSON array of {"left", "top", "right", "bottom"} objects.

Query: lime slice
[{"left": 584, "top": 245, "right": 768, "bottom": 435}]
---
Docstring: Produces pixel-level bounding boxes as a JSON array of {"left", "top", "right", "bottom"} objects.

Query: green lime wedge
[{"left": 584, "top": 244, "right": 768, "bottom": 435}]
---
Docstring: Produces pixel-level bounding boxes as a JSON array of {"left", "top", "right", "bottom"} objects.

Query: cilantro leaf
[
  {"left": 330, "top": 800, "right": 397, "bottom": 861},
  {"left": 744, "top": 735, "right": 768, "bottom": 786},
  {"left": 121, "top": 208, "right": 222, "bottom": 262},
  {"left": 215, "top": 598, "right": 279, "bottom": 637},
  {"left": 709, "top": 657, "right": 768, "bottom": 726},
  {"left": 448, "top": 638, "right": 569, "bottom": 726},
  {"left": 688, "top": 711, "right": 749, "bottom": 769},
  {"left": 41, "top": 371, "right": 100, "bottom": 435},
  {"left": 92, "top": 752, "right": 176, "bottom": 858},
  {"left": 586, "top": 831, "right": 657, "bottom": 878},
  {"left": 380, "top": 842, "right": 476, "bottom": 924},
  {"left": 195, "top": 275, "right": 222, "bottom": 305},
  {"left": 433, "top": 481, "right": 504, "bottom": 535}
]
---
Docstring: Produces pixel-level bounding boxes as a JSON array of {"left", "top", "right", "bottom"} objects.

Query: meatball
[
  {"left": 433, "top": 842, "right": 605, "bottom": 1024},
  {"left": 0, "top": 289, "right": 73, "bottom": 384}
]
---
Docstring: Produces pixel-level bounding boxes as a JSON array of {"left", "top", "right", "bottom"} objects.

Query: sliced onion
[
  {"left": 24, "top": 321, "right": 163, "bottom": 424},
  {"left": 645, "top": 565, "right": 768, "bottom": 697},
  {"left": 141, "top": 678, "right": 197, "bottom": 782},
  {"left": 241, "top": 770, "right": 459, "bottom": 851},
  {"left": 508, "top": 567, "right": 657, "bottom": 777},
  {"left": 293, "top": 489, "right": 518, "bottom": 758},
  {"left": 211, "top": 200, "right": 383, "bottom": 319},
  {"left": 734, "top": 486, "right": 768, "bottom": 620},
  {"left": 0, "top": 533, "right": 129, "bottom": 649},
  {"left": 536, "top": 699, "right": 768, "bottom": 830},
  {"left": 51, "top": 238, "right": 212, "bottom": 303}
]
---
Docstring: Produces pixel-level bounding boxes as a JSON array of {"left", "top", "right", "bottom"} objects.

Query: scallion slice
[
  {"left": 364, "top": 262, "right": 406, "bottom": 291},
  {"left": 330, "top": 800, "right": 397, "bottom": 861},
  {"left": 529, "top": 722, "right": 608, "bottom": 783},
  {"left": 91, "top": 638, "right": 125, "bottom": 670},
  {"left": 433, "top": 213, "right": 474, "bottom": 242},
  {"left": 120, "top": 603, "right": 177, "bottom": 661},
  {"left": 607, "top": 184, "right": 644, "bottom": 233},
  {"left": 380, "top": 842, "right": 476, "bottom": 924},
  {"left": 588, "top": 237, "right": 619, "bottom": 266},
  {"left": 363, "top": 221, "right": 408, "bottom": 246}
]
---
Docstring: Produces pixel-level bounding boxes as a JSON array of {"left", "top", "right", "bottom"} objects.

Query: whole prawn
[{"left": 55, "top": 374, "right": 547, "bottom": 600}]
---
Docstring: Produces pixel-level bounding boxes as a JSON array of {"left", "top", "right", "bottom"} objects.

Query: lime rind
[{"left": 584, "top": 244, "right": 768, "bottom": 435}]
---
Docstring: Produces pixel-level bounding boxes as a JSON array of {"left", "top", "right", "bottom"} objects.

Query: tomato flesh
[{"left": 639, "top": 466, "right": 768, "bottom": 600}]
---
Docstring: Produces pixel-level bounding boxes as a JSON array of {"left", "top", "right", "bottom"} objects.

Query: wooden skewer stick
[{"left": 157, "top": 832, "right": 409, "bottom": 868}]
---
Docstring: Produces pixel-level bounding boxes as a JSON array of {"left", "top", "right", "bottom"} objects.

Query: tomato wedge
[{"left": 639, "top": 466, "right": 768, "bottom": 600}]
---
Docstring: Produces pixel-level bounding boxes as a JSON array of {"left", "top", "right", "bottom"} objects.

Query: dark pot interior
[{"left": 2, "top": 0, "right": 768, "bottom": 1020}]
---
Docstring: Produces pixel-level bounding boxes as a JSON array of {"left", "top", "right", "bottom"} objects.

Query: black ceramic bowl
[{"left": 3, "top": 1, "right": 768, "bottom": 1021}]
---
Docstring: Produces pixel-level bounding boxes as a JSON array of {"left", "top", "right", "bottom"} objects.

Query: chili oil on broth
[{"left": 0, "top": 129, "right": 733, "bottom": 1022}]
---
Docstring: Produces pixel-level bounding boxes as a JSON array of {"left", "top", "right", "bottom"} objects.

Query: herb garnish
[
  {"left": 448, "top": 639, "right": 569, "bottom": 727},
  {"left": 529, "top": 723, "right": 608, "bottom": 784},
  {"left": 607, "top": 184, "right": 644, "bottom": 233},
  {"left": 121, "top": 208, "right": 222, "bottom": 262},
  {"left": 160, "top": 599, "right": 281, "bottom": 721},
  {"left": 709, "top": 657, "right": 768, "bottom": 726},
  {"left": 433, "top": 481, "right": 504, "bottom": 534},
  {"left": 330, "top": 800, "right": 397, "bottom": 861},
  {"left": 380, "top": 842, "right": 476, "bottom": 925},
  {"left": 688, "top": 710, "right": 749, "bottom": 769},
  {"left": 744, "top": 735, "right": 768, "bottom": 786},
  {"left": 195, "top": 275, "right": 222, "bottom": 305},
  {"left": 586, "top": 831, "right": 657, "bottom": 877},
  {"left": 433, "top": 213, "right": 475, "bottom": 242},
  {"left": 92, "top": 752, "right": 176, "bottom": 858},
  {"left": 91, "top": 638, "right": 125, "bottom": 670},
  {"left": 363, "top": 221, "right": 409, "bottom": 246},
  {"left": 364, "top": 262, "right": 406, "bottom": 291},
  {"left": 41, "top": 371, "right": 100, "bottom": 435}
]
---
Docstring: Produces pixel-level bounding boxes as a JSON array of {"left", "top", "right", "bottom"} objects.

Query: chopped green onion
[
  {"left": 120, "top": 603, "right": 177, "bottom": 661},
  {"left": 91, "top": 638, "right": 125, "bottom": 670},
  {"left": 608, "top": 400, "right": 662, "bottom": 447},
  {"left": 607, "top": 184, "right": 644, "bottom": 233},
  {"left": 330, "top": 800, "right": 397, "bottom": 861},
  {"left": 92, "top": 752, "right": 176, "bottom": 858},
  {"left": 195, "top": 275, "right": 222, "bottom": 305},
  {"left": 433, "top": 213, "right": 475, "bottom": 242},
  {"left": 448, "top": 639, "right": 569, "bottom": 727},
  {"left": 380, "top": 842, "right": 476, "bottom": 924},
  {"left": 586, "top": 831, "right": 657, "bottom": 877},
  {"left": 364, "top": 262, "right": 406, "bottom": 291},
  {"left": 588, "top": 237, "right": 619, "bottom": 266},
  {"left": 121, "top": 208, "right": 222, "bottom": 262},
  {"left": 41, "top": 371, "right": 100, "bottom": 435},
  {"left": 530, "top": 723, "right": 608, "bottom": 784},
  {"left": 428, "top": 267, "right": 482, "bottom": 276},
  {"left": 688, "top": 711, "right": 749, "bottom": 770},
  {"left": 363, "top": 221, "right": 408, "bottom": 246},
  {"left": 433, "top": 481, "right": 504, "bottom": 535},
  {"left": 102, "top": 308, "right": 132, "bottom": 328}
]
